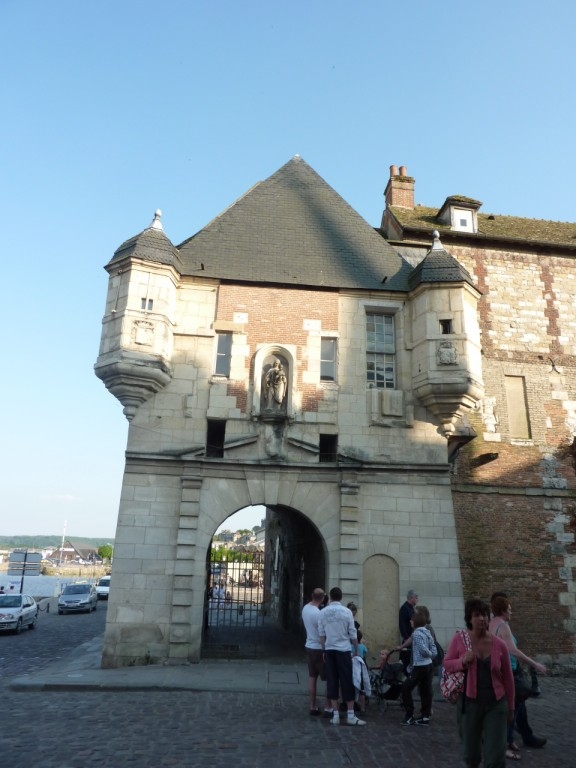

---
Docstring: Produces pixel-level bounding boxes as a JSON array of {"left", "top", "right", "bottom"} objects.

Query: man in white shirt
[
  {"left": 318, "top": 587, "right": 366, "bottom": 726},
  {"left": 302, "top": 587, "right": 330, "bottom": 716}
]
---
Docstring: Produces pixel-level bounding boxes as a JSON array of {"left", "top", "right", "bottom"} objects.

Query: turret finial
[
  {"left": 149, "top": 209, "right": 163, "bottom": 231},
  {"left": 431, "top": 229, "right": 442, "bottom": 250}
]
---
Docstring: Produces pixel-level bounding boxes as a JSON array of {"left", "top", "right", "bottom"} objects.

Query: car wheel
[
  {"left": 58, "top": 609, "right": 63, "bottom": 615},
  {"left": 29, "top": 615, "right": 37, "bottom": 630},
  {"left": 14, "top": 619, "right": 22, "bottom": 634}
]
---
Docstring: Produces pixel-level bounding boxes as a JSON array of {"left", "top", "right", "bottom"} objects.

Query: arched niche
[
  {"left": 252, "top": 344, "right": 297, "bottom": 418},
  {"left": 363, "top": 554, "right": 399, "bottom": 653}
]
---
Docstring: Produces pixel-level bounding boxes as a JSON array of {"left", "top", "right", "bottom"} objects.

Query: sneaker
[
  {"left": 330, "top": 714, "right": 340, "bottom": 726},
  {"left": 415, "top": 717, "right": 430, "bottom": 726},
  {"left": 346, "top": 715, "right": 366, "bottom": 726},
  {"left": 401, "top": 715, "right": 416, "bottom": 726},
  {"left": 323, "top": 709, "right": 334, "bottom": 719}
]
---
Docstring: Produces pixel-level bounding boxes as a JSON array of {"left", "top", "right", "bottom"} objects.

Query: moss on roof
[{"left": 390, "top": 205, "right": 576, "bottom": 247}]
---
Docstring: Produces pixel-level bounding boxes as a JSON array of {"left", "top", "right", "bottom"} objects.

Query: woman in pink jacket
[{"left": 443, "top": 598, "right": 515, "bottom": 768}]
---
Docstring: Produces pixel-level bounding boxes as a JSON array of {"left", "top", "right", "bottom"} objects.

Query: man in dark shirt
[{"left": 398, "top": 589, "right": 418, "bottom": 671}]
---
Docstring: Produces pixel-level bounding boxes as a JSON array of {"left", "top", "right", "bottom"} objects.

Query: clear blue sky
[{"left": 2, "top": 1, "right": 575, "bottom": 538}]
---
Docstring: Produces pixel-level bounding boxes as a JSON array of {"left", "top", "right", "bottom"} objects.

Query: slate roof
[
  {"left": 176, "top": 156, "right": 412, "bottom": 291},
  {"left": 111, "top": 226, "right": 182, "bottom": 270},
  {"left": 408, "top": 234, "right": 477, "bottom": 291},
  {"left": 389, "top": 205, "right": 576, "bottom": 248}
]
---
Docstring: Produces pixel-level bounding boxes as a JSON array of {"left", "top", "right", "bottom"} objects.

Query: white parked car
[
  {"left": 96, "top": 576, "right": 111, "bottom": 600},
  {"left": 0, "top": 593, "right": 39, "bottom": 633}
]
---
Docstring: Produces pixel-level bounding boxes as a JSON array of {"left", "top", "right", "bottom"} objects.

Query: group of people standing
[
  {"left": 302, "top": 584, "right": 548, "bottom": 766},
  {"left": 301, "top": 586, "right": 366, "bottom": 726}
]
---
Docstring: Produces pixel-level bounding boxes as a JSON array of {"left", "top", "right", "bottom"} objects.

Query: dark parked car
[{"left": 58, "top": 583, "right": 98, "bottom": 614}]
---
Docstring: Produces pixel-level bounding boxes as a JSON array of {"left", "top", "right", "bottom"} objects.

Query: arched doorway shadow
[{"left": 202, "top": 505, "right": 326, "bottom": 661}]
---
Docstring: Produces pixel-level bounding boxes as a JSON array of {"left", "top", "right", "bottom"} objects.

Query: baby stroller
[{"left": 369, "top": 650, "right": 406, "bottom": 711}]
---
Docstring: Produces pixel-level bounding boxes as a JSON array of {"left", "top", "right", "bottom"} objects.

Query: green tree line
[{"left": 0, "top": 535, "right": 114, "bottom": 550}]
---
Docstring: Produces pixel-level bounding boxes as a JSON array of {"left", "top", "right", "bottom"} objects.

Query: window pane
[
  {"left": 215, "top": 333, "right": 232, "bottom": 377},
  {"left": 321, "top": 338, "right": 336, "bottom": 381},
  {"left": 366, "top": 314, "right": 395, "bottom": 388}
]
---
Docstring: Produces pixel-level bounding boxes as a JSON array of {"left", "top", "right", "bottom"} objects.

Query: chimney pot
[{"left": 383, "top": 164, "right": 415, "bottom": 212}]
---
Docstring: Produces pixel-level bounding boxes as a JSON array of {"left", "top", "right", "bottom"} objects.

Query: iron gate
[{"left": 202, "top": 549, "right": 267, "bottom": 658}]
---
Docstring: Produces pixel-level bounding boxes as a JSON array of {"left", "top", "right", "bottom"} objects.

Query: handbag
[
  {"left": 513, "top": 667, "right": 532, "bottom": 703},
  {"left": 440, "top": 629, "right": 471, "bottom": 703},
  {"left": 433, "top": 639, "right": 445, "bottom": 668},
  {"left": 493, "top": 621, "right": 531, "bottom": 704}
]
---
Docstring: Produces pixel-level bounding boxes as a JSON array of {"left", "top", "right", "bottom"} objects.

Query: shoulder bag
[{"left": 440, "top": 629, "right": 471, "bottom": 704}]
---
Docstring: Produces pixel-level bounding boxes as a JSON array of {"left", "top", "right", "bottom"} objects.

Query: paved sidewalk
[
  {"left": 10, "top": 635, "right": 313, "bottom": 694},
  {"left": 6, "top": 636, "right": 576, "bottom": 768}
]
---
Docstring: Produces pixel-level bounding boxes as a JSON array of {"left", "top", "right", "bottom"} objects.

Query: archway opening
[{"left": 202, "top": 504, "right": 326, "bottom": 660}]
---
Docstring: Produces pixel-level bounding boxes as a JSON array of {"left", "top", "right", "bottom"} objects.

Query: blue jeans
[{"left": 509, "top": 700, "right": 534, "bottom": 745}]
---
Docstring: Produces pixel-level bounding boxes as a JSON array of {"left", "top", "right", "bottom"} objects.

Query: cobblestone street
[
  {"left": 2, "top": 671, "right": 574, "bottom": 767},
  {"left": 1, "top": 603, "right": 574, "bottom": 767}
]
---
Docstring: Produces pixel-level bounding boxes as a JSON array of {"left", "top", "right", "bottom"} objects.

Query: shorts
[{"left": 306, "top": 648, "right": 326, "bottom": 680}]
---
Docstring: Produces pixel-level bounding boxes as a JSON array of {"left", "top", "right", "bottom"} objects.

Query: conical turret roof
[
  {"left": 408, "top": 230, "right": 477, "bottom": 291},
  {"left": 110, "top": 210, "right": 181, "bottom": 270}
]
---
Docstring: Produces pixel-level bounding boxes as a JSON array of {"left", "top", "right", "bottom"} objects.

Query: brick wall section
[
  {"left": 452, "top": 245, "right": 576, "bottom": 364},
  {"left": 216, "top": 284, "right": 339, "bottom": 414},
  {"left": 227, "top": 381, "right": 247, "bottom": 414},
  {"left": 440, "top": 242, "right": 576, "bottom": 657},
  {"left": 540, "top": 257, "right": 563, "bottom": 357},
  {"left": 453, "top": 490, "right": 572, "bottom": 656}
]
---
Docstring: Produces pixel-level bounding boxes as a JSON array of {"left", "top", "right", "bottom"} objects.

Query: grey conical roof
[
  {"left": 177, "top": 156, "right": 411, "bottom": 291},
  {"left": 110, "top": 211, "right": 181, "bottom": 270},
  {"left": 408, "top": 231, "right": 477, "bottom": 291}
]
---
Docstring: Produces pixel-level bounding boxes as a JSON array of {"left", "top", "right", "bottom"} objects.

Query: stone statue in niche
[
  {"left": 437, "top": 341, "right": 458, "bottom": 365},
  {"left": 262, "top": 357, "right": 288, "bottom": 414}
]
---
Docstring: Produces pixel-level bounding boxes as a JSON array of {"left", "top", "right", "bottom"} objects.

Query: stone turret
[
  {"left": 408, "top": 231, "right": 484, "bottom": 435},
  {"left": 94, "top": 211, "right": 180, "bottom": 419}
]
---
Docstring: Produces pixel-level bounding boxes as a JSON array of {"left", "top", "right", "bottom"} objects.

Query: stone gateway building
[{"left": 95, "top": 158, "right": 575, "bottom": 669}]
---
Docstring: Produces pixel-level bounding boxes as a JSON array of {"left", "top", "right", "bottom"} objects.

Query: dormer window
[
  {"left": 437, "top": 195, "right": 482, "bottom": 234},
  {"left": 453, "top": 208, "right": 474, "bottom": 233}
]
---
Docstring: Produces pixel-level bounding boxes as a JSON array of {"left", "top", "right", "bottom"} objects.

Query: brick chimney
[{"left": 384, "top": 165, "right": 415, "bottom": 209}]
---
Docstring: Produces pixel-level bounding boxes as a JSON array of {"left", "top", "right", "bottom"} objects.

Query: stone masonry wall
[{"left": 446, "top": 242, "right": 576, "bottom": 663}]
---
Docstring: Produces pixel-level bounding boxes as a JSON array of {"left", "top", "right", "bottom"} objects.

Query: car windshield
[
  {"left": 98, "top": 578, "right": 110, "bottom": 586},
  {"left": 63, "top": 584, "right": 90, "bottom": 595},
  {"left": 0, "top": 595, "right": 22, "bottom": 608}
]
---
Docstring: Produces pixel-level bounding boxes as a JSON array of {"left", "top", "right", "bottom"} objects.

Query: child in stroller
[{"left": 369, "top": 648, "right": 406, "bottom": 710}]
